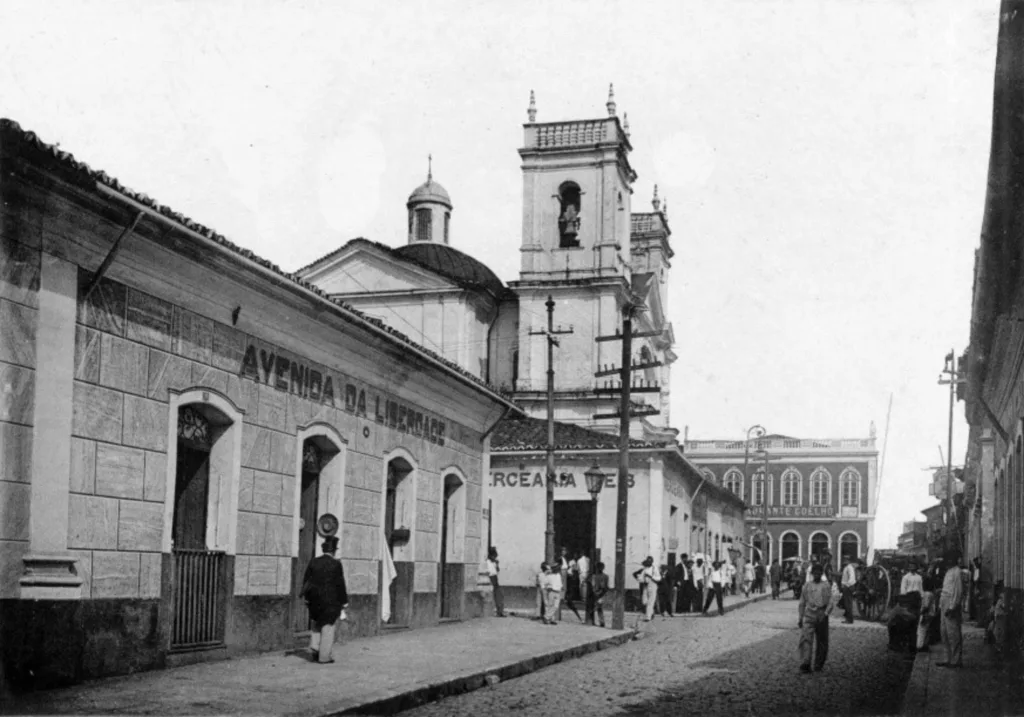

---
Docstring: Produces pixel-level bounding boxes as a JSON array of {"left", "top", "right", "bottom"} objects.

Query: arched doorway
[
  {"left": 781, "top": 531, "right": 801, "bottom": 561},
  {"left": 292, "top": 434, "right": 343, "bottom": 633},
  {"left": 383, "top": 453, "right": 416, "bottom": 626},
  {"left": 840, "top": 532, "right": 860, "bottom": 565},
  {"left": 439, "top": 472, "right": 465, "bottom": 618},
  {"left": 810, "top": 532, "right": 830, "bottom": 567},
  {"left": 170, "top": 402, "right": 232, "bottom": 650}
]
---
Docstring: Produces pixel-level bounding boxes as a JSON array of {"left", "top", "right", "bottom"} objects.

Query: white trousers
[{"left": 310, "top": 619, "right": 337, "bottom": 662}]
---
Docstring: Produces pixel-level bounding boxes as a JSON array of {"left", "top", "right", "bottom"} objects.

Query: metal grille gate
[{"left": 172, "top": 549, "right": 226, "bottom": 650}]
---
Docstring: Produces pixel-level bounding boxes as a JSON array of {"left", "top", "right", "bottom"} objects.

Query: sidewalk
[
  {"left": 900, "top": 623, "right": 1024, "bottom": 716},
  {"left": 3, "top": 589, "right": 777, "bottom": 716}
]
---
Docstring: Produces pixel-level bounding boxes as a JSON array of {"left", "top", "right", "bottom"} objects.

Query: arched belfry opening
[
  {"left": 557, "top": 182, "right": 581, "bottom": 248},
  {"left": 383, "top": 454, "right": 416, "bottom": 626}
]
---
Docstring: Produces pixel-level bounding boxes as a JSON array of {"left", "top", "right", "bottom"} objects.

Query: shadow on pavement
[{"left": 619, "top": 624, "right": 915, "bottom": 716}]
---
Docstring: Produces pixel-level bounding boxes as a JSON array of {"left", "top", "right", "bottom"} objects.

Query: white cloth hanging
[{"left": 380, "top": 528, "right": 398, "bottom": 623}]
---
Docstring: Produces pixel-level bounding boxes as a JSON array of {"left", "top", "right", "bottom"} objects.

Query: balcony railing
[{"left": 685, "top": 437, "right": 875, "bottom": 451}]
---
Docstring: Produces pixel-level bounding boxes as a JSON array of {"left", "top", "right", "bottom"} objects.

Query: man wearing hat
[
  {"left": 798, "top": 562, "right": 836, "bottom": 673},
  {"left": 301, "top": 535, "right": 349, "bottom": 664}
]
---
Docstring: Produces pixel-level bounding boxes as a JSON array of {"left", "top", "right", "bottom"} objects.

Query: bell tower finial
[
  {"left": 606, "top": 83, "right": 616, "bottom": 116},
  {"left": 528, "top": 90, "right": 537, "bottom": 123},
  {"left": 623, "top": 111, "right": 630, "bottom": 138},
  {"left": 427, "top": 154, "right": 432, "bottom": 181},
  {"left": 652, "top": 184, "right": 660, "bottom": 212},
  {"left": 662, "top": 196, "right": 668, "bottom": 218}
]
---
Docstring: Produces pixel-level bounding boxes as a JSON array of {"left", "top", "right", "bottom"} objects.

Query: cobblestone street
[{"left": 397, "top": 597, "right": 914, "bottom": 717}]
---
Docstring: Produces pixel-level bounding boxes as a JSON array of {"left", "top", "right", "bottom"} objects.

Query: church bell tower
[{"left": 518, "top": 85, "right": 637, "bottom": 280}]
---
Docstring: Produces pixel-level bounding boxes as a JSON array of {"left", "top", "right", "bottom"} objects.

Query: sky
[{"left": 1, "top": 0, "right": 1001, "bottom": 548}]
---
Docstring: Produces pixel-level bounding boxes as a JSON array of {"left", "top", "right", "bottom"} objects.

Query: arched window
[
  {"left": 781, "top": 531, "right": 801, "bottom": 560},
  {"left": 415, "top": 208, "right": 432, "bottom": 242},
  {"left": 723, "top": 468, "right": 743, "bottom": 499},
  {"left": 558, "top": 182, "right": 582, "bottom": 248},
  {"left": 701, "top": 467, "right": 717, "bottom": 485},
  {"left": 781, "top": 467, "right": 802, "bottom": 506},
  {"left": 840, "top": 467, "right": 862, "bottom": 509},
  {"left": 810, "top": 467, "right": 831, "bottom": 507},
  {"left": 840, "top": 532, "right": 860, "bottom": 564},
  {"left": 751, "top": 470, "right": 766, "bottom": 506},
  {"left": 810, "top": 532, "right": 830, "bottom": 562}
]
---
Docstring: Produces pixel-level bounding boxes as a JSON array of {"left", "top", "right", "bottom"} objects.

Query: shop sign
[
  {"left": 239, "top": 343, "right": 446, "bottom": 445},
  {"left": 746, "top": 505, "right": 836, "bottom": 519},
  {"left": 489, "top": 470, "right": 636, "bottom": 489}
]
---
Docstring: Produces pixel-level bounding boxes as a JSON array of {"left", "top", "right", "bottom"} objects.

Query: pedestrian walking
[
  {"left": 535, "top": 562, "right": 547, "bottom": 620},
  {"left": 725, "top": 558, "right": 738, "bottom": 596},
  {"left": 682, "top": 558, "right": 696, "bottom": 612},
  {"left": 486, "top": 546, "right": 505, "bottom": 617},
  {"left": 840, "top": 557, "right": 858, "bottom": 623},
  {"left": 692, "top": 557, "right": 707, "bottom": 612},
  {"left": 900, "top": 562, "right": 923, "bottom": 598},
  {"left": 670, "top": 558, "right": 685, "bottom": 613},
  {"left": 798, "top": 563, "right": 836, "bottom": 673},
  {"left": 702, "top": 560, "right": 726, "bottom": 616},
  {"left": 770, "top": 559, "right": 782, "bottom": 600},
  {"left": 937, "top": 551, "right": 965, "bottom": 668},
  {"left": 301, "top": 535, "right": 349, "bottom": 665},
  {"left": 590, "top": 561, "right": 610, "bottom": 628},
  {"left": 743, "top": 560, "right": 754, "bottom": 597},
  {"left": 633, "top": 556, "right": 659, "bottom": 621},
  {"left": 755, "top": 560, "right": 766, "bottom": 594}
]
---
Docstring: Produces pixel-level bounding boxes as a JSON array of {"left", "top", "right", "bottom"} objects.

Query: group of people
[
  {"left": 531, "top": 547, "right": 611, "bottom": 626},
  {"left": 630, "top": 553, "right": 789, "bottom": 621},
  {"left": 884, "top": 551, "right": 970, "bottom": 668}
]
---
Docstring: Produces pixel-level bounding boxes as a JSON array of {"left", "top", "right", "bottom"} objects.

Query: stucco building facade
[{"left": 0, "top": 119, "right": 518, "bottom": 690}]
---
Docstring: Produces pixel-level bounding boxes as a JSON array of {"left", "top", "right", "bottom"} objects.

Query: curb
[
  {"left": 325, "top": 591, "right": 780, "bottom": 715},
  {"left": 321, "top": 628, "right": 636, "bottom": 716}
]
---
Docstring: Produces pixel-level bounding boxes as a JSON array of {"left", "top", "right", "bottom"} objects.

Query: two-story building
[{"left": 686, "top": 432, "right": 878, "bottom": 571}]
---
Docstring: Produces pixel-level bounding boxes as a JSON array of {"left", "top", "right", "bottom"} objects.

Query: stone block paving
[
  {"left": 400, "top": 597, "right": 914, "bottom": 717},
  {"left": 902, "top": 624, "right": 1024, "bottom": 716}
]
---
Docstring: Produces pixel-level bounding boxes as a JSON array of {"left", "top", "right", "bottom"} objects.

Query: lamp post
[
  {"left": 755, "top": 447, "right": 770, "bottom": 565},
  {"left": 583, "top": 463, "right": 605, "bottom": 626},
  {"left": 743, "top": 425, "right": 766, "bottom": 562}
]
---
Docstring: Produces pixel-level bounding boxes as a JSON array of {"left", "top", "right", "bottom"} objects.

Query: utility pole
[
  {"left": 938, "top": 350, "right": 966, "bottom": 551},
  {"left": 529, "top": 295, "right": 573, "bottom": 563},
  {"left": 594, "top": 301, "right": 661, "bottom": 630}
]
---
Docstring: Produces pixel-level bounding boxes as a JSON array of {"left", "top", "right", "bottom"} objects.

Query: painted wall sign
[
  {"left": 239, "top": 343, "right": 446, "bottom": 445},
  {"left": 489, "top": 471, "right": 636, "bottom": 489},
  {"left": 746, "top": 505, "right": 836, "bottom": 519}
]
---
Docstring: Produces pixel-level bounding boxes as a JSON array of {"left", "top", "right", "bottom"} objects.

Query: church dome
[
  {"left": 394, "top": 243, "right": 504, "bottom": 298},
  {"left": 407, "top": 178, "right": 452, "bottom": 209}
]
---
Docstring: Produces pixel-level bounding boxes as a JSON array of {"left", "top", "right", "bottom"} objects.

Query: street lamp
[
  {"left": 743, "top": 425, "right": 767, "bottom": 563},
  {"left": 754, "top": 447, "right": 770, "bottom": 565},
  {"left": 583, "top": 463, "right": 605, "bottom": 626}
]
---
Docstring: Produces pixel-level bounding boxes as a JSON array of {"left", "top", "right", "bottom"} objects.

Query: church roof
[
  {"left": 407, "top": 177, "right": 452, "bottom": 209},
  {"left": 0, "top": 118, "right": 520, "bottom": 411},
  {"left": 394, "top": 242, "right": 505, "bottom": 297}
]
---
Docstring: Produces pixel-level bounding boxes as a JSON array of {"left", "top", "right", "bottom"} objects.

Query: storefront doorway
[
  {"left": 293, "top": 441, "right": 322, "bottom": 633},
  {"left": 171, "top": 405, "right": 226, "bottom": 651},
  {"left": 554, "top": 500, "right": 594, "bottom": 561},
  {"left": 439, "top": 473, "right": 464, "bottom": 618},
  {"left": 383, "top": 456, "right": 415, "bottom": 626}
]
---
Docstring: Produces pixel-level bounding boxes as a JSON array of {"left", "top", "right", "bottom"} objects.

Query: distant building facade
[{"left": 686, "top": 433, "right": 878, "bottom": 571}]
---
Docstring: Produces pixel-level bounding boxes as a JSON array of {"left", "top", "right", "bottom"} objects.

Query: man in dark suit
[{"left": 302, "top": 535, "right": 349, "bottom": 664}]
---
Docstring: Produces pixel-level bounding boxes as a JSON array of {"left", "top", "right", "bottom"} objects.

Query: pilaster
[{"left": 21, "top": 253, "right": 82, "bottom": 599}]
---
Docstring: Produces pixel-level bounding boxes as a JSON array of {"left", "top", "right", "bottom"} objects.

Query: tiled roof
[
  {"left": 491, "top": 416, "right": 666, "bottom": 451},
  {"left": 0, "top": 118, "right": 518, "bottom": 408}
]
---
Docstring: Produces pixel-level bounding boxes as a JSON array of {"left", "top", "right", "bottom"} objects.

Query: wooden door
[
  {"left": 293, "top": 470, "right": 319, "bottom": 632},
  {"left": 439, "top": 489, "right": 450, "bottom": 617}
]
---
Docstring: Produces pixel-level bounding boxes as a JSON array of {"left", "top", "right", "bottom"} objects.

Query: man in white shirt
[
  {"left": 840, "top": 557, "right": 858, "bottom": 624},
  {"left": 577, "top": 552, "right": 592, "bottom": 623},
  {"left": 702, "top": 560, "right": 726, "bottom": 616},
  {"left": 937, "top": 552, "right": 965, "bottom": 668},
  {"left": 901, "top": 563, "right": 923, "bottom": 597}
]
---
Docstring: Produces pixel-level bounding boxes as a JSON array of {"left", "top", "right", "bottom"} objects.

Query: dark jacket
[{"left": 302, "top": 555, "right": 349, "bottom": 624}]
